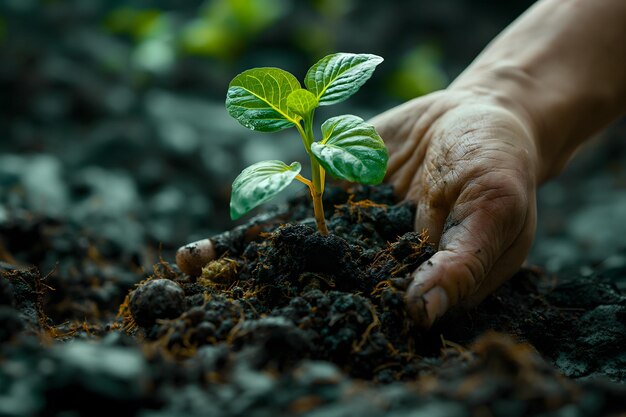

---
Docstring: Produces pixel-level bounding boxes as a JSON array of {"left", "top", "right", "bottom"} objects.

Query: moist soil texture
[{"left": 1, "top": 184, "right": 626, "bottom": 417}]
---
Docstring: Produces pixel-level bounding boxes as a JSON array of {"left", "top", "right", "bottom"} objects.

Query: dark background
[{"left": 1, "top": 0, "right": 624, "bottom": 274}]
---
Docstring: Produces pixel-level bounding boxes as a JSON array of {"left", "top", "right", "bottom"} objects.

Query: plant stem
[
  {"left": 303, "top": 112, "right": 329, "bottom": 235},
  {"left": 309, "top": 157, "right": 329, "bottom": 235},
  {"left": 295, "top": 174, "right": 312, "bottom": 188}
]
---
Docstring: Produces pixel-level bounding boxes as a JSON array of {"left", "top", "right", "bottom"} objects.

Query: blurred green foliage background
[{"left": 0, "top": 0, "right": 535, "bottom": 253}]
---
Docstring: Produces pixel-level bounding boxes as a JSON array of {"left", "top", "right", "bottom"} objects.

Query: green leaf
[
  {"left": 305, "top": 53, "right": 383, "bottom": 106},
  {"left": 311, "top": 115, "right": 388, "bottom": 185},
  {"left": 226, "top": 68, "right": 301, "bottom": 132},
  {"left": 230, "top": 160, "right": 301, "bottom": 220},
  {"left": 286, "top": 89, "right": 318, "bottom": 118}
]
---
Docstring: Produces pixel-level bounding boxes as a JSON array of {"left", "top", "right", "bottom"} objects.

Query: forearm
[{"left": 449, "top": 0, "right": 626, "bottom": 183}]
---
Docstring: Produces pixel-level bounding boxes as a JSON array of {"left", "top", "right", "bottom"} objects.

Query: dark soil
[{"left": 1, "top": 184, "right": 626, "bottom": 417}]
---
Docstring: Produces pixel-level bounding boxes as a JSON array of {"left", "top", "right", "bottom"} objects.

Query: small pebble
[{"left": 130, "top": 279, "right": 186, "bottom": 327}]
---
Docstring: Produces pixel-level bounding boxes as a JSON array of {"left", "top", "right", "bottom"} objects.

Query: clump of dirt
[{"left": 127, "top": 186, "right": 436, "bottom": 382}]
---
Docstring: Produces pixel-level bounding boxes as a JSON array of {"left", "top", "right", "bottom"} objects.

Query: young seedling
[{"left": 226, "top": 52, "right": 388, "bottom": 235}]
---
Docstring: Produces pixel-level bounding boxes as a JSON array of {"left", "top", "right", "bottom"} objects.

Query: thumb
[
  {"left": 406, "top": 180, "right": 529, "bottom": 328},
  {"left": 406, "top": 246, "right": 486, "bottom": 328},
  {"left": 176, "top": 238, "right": 216, "bottom": 276}
]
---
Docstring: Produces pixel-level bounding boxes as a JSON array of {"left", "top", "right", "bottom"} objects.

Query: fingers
[
  {"left": 176, "top": 238, "right": 216, "bottom": 276},
  {"left": 373, "top": 93, "right": 538, "bottom": 329},
  {"left": 406, "top": 175, "right": 530, "bottom": 328},
  {"left": 406, "top": 245, "right": 486, "bottom": 328},
  {"left": 463, "top": 191, "right": 536, "bottom": 306},
  {"left": 413, "top": 194, "right": 449, "bottom": 245}
]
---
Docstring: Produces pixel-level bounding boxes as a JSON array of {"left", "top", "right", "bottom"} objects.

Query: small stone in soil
[{"left": 130, "top": 279, "right": 186, "bottom": 327}]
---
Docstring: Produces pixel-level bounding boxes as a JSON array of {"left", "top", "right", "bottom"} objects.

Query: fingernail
[
  {"left": 407, "top": 283, "right": 449, "bottom": 328},
  {"left": 176, "top": 238, "right": 216, "bottom": 276},
  {"left": 422, "top": 286, "right": 449, "bottom": 324}
]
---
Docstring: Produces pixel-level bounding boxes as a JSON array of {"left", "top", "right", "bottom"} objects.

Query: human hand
[{"left": 369, "top": 89, "right": 539, "bottom": 328}]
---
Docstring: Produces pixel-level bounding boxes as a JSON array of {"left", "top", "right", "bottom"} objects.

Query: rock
[{"left": 130, "top": 279, "right": 186, "bottom": 327}]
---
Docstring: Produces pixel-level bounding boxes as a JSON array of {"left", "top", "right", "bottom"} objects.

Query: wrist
[{"left": 446, "top": 0, "right": 626, "bottom": 184}]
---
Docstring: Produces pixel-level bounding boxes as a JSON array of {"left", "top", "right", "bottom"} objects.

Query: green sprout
[{"left": 226, "top": 52, "right": 388, "bottom": 235}]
